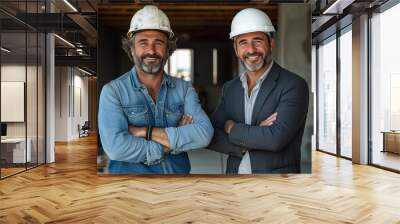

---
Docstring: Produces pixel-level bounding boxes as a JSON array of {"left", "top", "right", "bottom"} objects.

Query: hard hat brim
[
  {"left": 127, "top": 29, "right": 174, "bottom": 39},
  {"left": 229, "top": 26, "right": 275, "bottom": 39}
]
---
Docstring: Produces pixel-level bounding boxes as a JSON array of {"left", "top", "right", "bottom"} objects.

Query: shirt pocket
[
  {"left": 165, "top": 103, "right": 184, "bottom": 127},
  {"left": 123, "top": 105, "right": 149, "bottom": 126}
]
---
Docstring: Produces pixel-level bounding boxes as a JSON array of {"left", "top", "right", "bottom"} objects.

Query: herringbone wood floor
[{"left": 1, "top": 134, "right": 400, "bottom": 224}]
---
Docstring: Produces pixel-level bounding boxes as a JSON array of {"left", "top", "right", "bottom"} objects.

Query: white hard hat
[
  {"left": 229, "top": 8, "right": 275, "bottom": 39},
  {"left": 127, "top": 5, "right": 174, "bottom": 39}
]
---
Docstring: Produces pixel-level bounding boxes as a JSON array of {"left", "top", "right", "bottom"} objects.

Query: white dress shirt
[{"left": 238, "top": 61, "right": 274, "bottom": 174}]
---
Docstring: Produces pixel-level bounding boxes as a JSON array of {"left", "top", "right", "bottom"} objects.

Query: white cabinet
[{"left": 1, "top": 138, "right": 32, "bottom": 163}]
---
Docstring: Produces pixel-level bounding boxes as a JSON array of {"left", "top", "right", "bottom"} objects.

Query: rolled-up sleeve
[
  {"left": 165, "top": 84, "right": 214, "bottom": 153},
  {"left": 98, "top": 83, "right": 164, "bottom": 164}
]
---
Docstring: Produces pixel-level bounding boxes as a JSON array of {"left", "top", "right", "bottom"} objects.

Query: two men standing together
[{"left": 99, "top": 5, "right": 309, "bottom": 174}]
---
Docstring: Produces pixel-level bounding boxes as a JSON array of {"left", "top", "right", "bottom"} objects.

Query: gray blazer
[{"left": 208, "top": 63, "right": 309, "bottom": 173}]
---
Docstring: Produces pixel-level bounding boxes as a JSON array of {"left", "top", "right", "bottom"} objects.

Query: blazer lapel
[
  {"left": 251, "top": 63, "right": 280, "bottom": 125},
  {"left": 232, "top": 78, "right": 245, "bottom": 123}
]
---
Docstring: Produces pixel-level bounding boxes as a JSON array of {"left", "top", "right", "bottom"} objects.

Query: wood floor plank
[{"left": 1, "top": 134, "right": 400, "bottom": 223}]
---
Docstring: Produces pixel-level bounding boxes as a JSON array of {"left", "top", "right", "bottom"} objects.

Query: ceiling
[
  {"left": 98, "top": 3, "right": 278, "bottom": 42},
  {"left": 1, "top": 1, "right": 282, "bottom": 45}
]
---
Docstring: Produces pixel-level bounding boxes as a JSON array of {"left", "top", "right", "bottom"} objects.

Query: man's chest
[
  {"left": 120, "top": 90, "right": 185, "bottom": 127},
  {"left": 226, "top": 85, "right": 281, "bottom": 125}
]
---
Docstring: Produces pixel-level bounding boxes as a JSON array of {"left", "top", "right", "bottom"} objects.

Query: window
[
  {"left": 370, "top": 2, "right": 400, "bottom": 171},
  {"left": 312, "top": 45, "right": 317, "bottom": 151},
  {"left": 339, "top": 27, "right": 352, "bottom": 158},
  {"left": 316, "top": 25, "right": 353, "bottom": 159},
  {"left": 212, "top": 48, "right": 218, "bottom": 85},
  {"left": 165, "top": 49, "right": 194, "bottom": 82},
  {"left": 317, "top": 36, "right": 337, "bottom": 154}
]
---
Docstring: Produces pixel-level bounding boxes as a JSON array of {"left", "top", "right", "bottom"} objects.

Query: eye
[
  {"left": 137, "top": 40, "right": 147, "bottom": 47},
  {"left": 254, "top": 40, "right": 263, "bottom": 45},
  {"left": 239, "top": 41, "right": 248, "bottom": 46},
  {"left": 138, "top": 42, "right": 145, "bottom": 47}
]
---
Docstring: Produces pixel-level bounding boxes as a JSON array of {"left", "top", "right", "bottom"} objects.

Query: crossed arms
[
  {"left": 99, "top": 83, "right": 213, "bottom": 165},
  {"left": 128, "top": 114, "right": 194, "bottom": 152},
  {"left": 209, "top": 79, "right": 309, "bottom": 157}
]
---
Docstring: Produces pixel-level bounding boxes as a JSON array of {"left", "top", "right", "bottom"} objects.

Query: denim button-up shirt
[{"left": 98, "top": 67, "right": 213, "bottom": 174}]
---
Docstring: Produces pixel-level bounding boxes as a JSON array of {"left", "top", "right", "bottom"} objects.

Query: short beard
[
  {"left": 133, "top": 52, "right": 167, "bottom": 75},
  {"left": 240, "top": 52, "right": 272, "bottom": 72}
]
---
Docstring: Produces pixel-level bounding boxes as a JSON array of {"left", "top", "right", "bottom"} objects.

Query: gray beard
[
  {"left": 133, "top": 54, "right": 167, "bottom": 75},
  {"left": 241, "top": 53, "right": 272, "bottom": 72}
]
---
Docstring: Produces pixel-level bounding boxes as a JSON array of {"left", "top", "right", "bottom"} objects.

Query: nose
[
  {"left": 247, "top": 42, "right": 257, "bottom": 54},
  {"left": 146, "top": 42, "right": 157, "bottom": 54}
]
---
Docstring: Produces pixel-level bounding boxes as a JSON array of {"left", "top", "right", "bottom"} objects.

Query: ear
[
  {"left": 130, "top": 46, "right": 137, "bottom": 61},
  {"left": 270, "top": 37, "right": 275, "bottom": 49},
  {"left": 233, "top": 40, "right": 239, "bottom": 57}
]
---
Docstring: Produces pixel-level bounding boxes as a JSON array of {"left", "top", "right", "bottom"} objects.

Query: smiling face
[
  {"left": 131, "top": 30, "right": 169, "bottom": 75},
  {"left": 234, "top": 31, "right": 274, "bottom": 73}
]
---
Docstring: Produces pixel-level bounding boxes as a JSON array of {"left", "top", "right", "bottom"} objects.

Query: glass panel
[
  {"left": 312, "top": 45, "right": 317, "bottom": 151},
  {"left": 339, "top": 28, "right": 352, "bottom": 158},
  {"left": 27, "top": 31, "right": 38, "bottom": 169},
  {"left": 317, "top": 36, "right": 337, "bottom": 154},
  {"left": 27, "top": 0, "right": 39, "bottom": 169},
  {"left": 0, "top": 1, "right": 46, "bottom": 178},
  {"left": 38, "top": 32, "right": 45, "bottom": 165},
  {"left": 371, "top": 3, "right": 400, "bottom": 171},
  {"left": 1, "top": 31, "right": 27, "bottom": 177}
]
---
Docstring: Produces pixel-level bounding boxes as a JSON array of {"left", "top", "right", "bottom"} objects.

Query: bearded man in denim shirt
[{"left": 98, "top": 5, "right": 213, "bottom": 174}]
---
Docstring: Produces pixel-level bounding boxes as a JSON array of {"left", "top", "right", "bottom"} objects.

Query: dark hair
[{"left": 121, "top": 32, "right": 177, "bottom": 62}]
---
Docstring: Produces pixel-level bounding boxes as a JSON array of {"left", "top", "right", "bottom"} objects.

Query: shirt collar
[
  {"left": 240, "top": 60, "right": 274, "bottom": 87},
  {"left": 130, "top": 67, "right": 175, "bottom": 90}
]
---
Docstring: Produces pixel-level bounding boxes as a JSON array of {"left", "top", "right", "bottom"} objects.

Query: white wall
[
  {"left": 1, "top": 65, "right": 39, "bottom": 138},
  {"left": 55, "top": 67, "right": 89, "bottom": 141},
  {"left": 55, "top": 67, "right": 68, "bottom": 141},
  {"left": 71, "top": 72, "right": 89, "bottom": 138}
]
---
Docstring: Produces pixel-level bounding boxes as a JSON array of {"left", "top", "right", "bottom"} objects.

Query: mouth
[
  {"left": 245, "top": 56, "right": 261, "bottom": 64},
  {"left": 142, "top": 54, "right": 162, "bottom": 63},
  {"left": 144, "top": 57, "right": 160, "bottom": 63},
  {"left": 246, "top": 55, "right": 260, "bottom": 61},
  {"left": 245, "top": 54, "right": 263, "bottom": 63}
]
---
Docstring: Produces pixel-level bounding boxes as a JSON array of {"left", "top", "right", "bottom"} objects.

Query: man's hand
[
  {"left": 163, "top": 146, "right": 171, "bottom": 153},
  {"left": 223, "top": 112, "right": 276, "bottom": 135},
  {"left": 129, "top": 125, "right": 171, "bottom": 150},
  {"left": 259, "top": 112, "right": 278, "bottom": 126},
  {"left": 179, "top": 114, "right": 193, "bottom": 126},
  {"left": 128, "top": 114, "right": 193, "bottom": 138},
  {"left": 128, "top": 125, "right": 146, "bottom": 138},
  {"left": 127, "top": 114, "right": 194, "bottom": 153},
  {"left": 224, "top": 120, "right": 235, "bottom": 134}
]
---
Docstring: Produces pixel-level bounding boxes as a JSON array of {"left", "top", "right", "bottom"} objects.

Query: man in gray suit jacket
[{"left": 208, "top": 8, "right": 309, "bottom": 174}]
